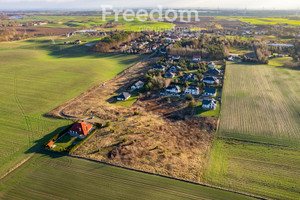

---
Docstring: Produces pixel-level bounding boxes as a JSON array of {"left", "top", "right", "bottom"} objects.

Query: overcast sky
[{"left": 0, "top": 0, "right": 299, "bottom": 10}]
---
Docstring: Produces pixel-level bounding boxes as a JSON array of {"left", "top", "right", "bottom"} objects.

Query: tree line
[{"left": 92, "top": 31, "right": 141, "bottom": 52}]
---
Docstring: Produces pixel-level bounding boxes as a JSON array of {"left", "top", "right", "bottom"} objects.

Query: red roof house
[
  {"left": 47, "top": 141, "right": 54, "bottom": 148},
  {"left": 69, "top": 121, "right": 94, "bottom": 137},
  {"left": 193, "top": 55, "right": 201, "bottom": 61}
]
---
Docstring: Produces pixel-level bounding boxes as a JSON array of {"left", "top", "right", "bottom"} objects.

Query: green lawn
[
  {"left": 114, "top": 95, "right": 139, "bottom": 107},
  {"left": 0, "top": 154, "right": 255, "bottom": 200},
  {"left": 195, "top": 102, "right": 220, "bottom": 117},
  {"left": 51, "top": 134, "right": 81, "bottom": 152},
  {"left": 0, "top": 37, "right": 142, "bottom": 176}
]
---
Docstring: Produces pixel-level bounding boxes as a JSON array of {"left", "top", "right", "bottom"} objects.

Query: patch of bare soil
[{"left": 49, "top": 56, "right": 217, "bottom": 183}]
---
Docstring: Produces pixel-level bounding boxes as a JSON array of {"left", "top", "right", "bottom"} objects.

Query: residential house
[
  {"left": 185, "top": 86, "right": 200, "bottom": 95},
  {"left": 202, "top": 98, "right": 217, "bottom": 110},
  {"left": 165, "top": 72, "right": 175, "bottom": 79},
  {"left": 119, "top": 44, "right": 127, "bottom": 50},
  {"left": 131, "top": 80, "right": 144, "bottom": 90},
  {"left": 169, "top": 66, "right": 180, "bottom": 73},
  {"left": 203, "top": 76, "right": 219, "bottom": 85},
  {"left": 68, "top": 121, "right": 94, "bottom": 139},
  {"left": 170, "top": 36, "right": 181, "bottom": 42},
  {"left": 165, "top": 38, "right": 171, "bottom": 43},
  {"left": 183, "top": 73, "right": 193, "bottom": 81},
  {"left": 117, "top": 92, "right": 131, "bottom": 101},
  {"left": 74, "top": 40, "right": 81, "bottom": 44},
  {"left": 208, "top": 62, "right": 216, "bottom": 69},
  {"left": 172, "top": 55, "right": 181, "bottom": 60},
  {"left": 183, "top": 73, "right": 197, "bottom": 82},
  {"left": 153, "top": 65, "right": 166, "bottom": 71},
  {"left": 192, "top": 55, "right": 201, "bottom": 62},
  {"left": 204, "top": 87, "right": 216, "bottom": 96},
  {"left": 46, "top": 141, "right": 54, "bottom": 148},
  {"left": 166, "top": 85, "right": 181, "bottom": 94},
  {"left": 206, "top": 69, "right": 221, "bottom": 76}
]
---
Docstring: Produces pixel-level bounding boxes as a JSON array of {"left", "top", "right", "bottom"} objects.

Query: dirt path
[{"left": 0, "top": 153, "right": 35, "bottom": 180}]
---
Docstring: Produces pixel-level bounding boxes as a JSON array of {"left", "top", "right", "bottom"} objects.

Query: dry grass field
[{"left": 219, "top": 61, "right": 300, "bottom": 145}]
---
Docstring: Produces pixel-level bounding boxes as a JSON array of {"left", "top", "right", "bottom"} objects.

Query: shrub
[
  {"left": 186, "top": 94, "right": 193, "bottom": 101},
  {"left": 188, "top": 101, "right": 196, "bottom": 108},
  {"left": 95, "top": 122, "right": 102, "bottom": 128},
  {"left": 122, "top": 138, "right": 128, "bottom": 142},
  {"left": 133, "top": 111, "right": 140, "bottom": 116},
  {"left": 105, "top": 121, "right": 111, "bottom": 127}
]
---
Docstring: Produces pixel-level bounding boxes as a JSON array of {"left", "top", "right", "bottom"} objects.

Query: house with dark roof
[
  {"left": 185, "top": 86, "right": 200, "bottom": 95},
  {"left": 202, "top": 98, "right": 217, "bottom": 110},
  {"left": 206, "top": 68, "right": 221, "bottom": 76},
  {"left": 172, "top": 55, "right": 181, "bottom": 60},
  {"left": 204, "top": 87, "right": 216, "bottom": 96},
  {"left": 117, "top": 92, "right": 131, "bottom": 101},
  {"left": 68, "top": 121, "right": 94, "bottom": 139},
  {"left": 169, "top": 66, "right": 181, "bottom": 73},
  {"left": 166, "top": 85, "right": 181, "bottom": 94},
  {"left": 208, "top": 62, "right": 216, "bottom": 69},
  {"left": 153, "top": 65, "right": 165, "bottom": 71},
  {"left": 203, "top": 76, "right": 219, "bottom": 85},
  {"left": 165, "top": 72, "right": 175, "bottom": 79},
  {"left": 131, "top": 80, "right": 144, "bottom": 90}
]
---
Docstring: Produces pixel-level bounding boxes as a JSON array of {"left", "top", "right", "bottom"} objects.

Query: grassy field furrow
[
  {"left": 204, "top": 60, "right": 300, "bottom": 200},
  {"left": 219, "top": 62, "right": 300, "bottom": 140},
  {"left": 0, "top": 154, "right": 255, "bottom": 200}
]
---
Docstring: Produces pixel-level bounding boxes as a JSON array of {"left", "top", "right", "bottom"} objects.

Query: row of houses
[{"left": 164, "top": 85, "right": 217, "bottom": 96}]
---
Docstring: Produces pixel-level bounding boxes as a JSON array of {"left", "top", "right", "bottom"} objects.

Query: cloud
[
  {"left": 0, "top": 0, "right": 74, "bottom": 2},
  {"left": 0, "top": 0, "right": 298, "bottom": 10}
]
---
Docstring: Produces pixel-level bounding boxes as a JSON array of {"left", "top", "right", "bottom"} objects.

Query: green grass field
[
  {"left": 0, "top": 153, "right": 255, "bottom": 200},
  {"left": 51, "top": 134, "right": 81, "bottom": 152},
  {"left": 219, "top": 60, "right": 300, "bottom": 144},
  {"left": 2, "top": 15, "right": 174, "bottom": 31},
  {"left": 203, "top": 139, "right": 300, "bottom": 200},
  {"left": 216, "top": 16, "right": 300, "bottom": 26},
  {"left": 0, "top": 36, "right": 142, "bottom": 176},
  {"left": 203, "top": 59, "right": 300, "bottom": 200}
]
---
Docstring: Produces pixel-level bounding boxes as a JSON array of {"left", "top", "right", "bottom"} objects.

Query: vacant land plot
[
  {"left": 0, "top": 37, "right": 142, "bottom": 176},
  {"left": 0, "top": 154, "right": 255, "bottom": 200},
  {"left": 203, "top": 60, "right": 300, "bottom": 200},
  {"left": 219, "top": 61, "right": 300, "bottom": 145}
]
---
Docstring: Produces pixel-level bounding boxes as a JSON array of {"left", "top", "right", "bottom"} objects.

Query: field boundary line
[{"left": 0, "top": 153, "right": 35, "bottom": 180}]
